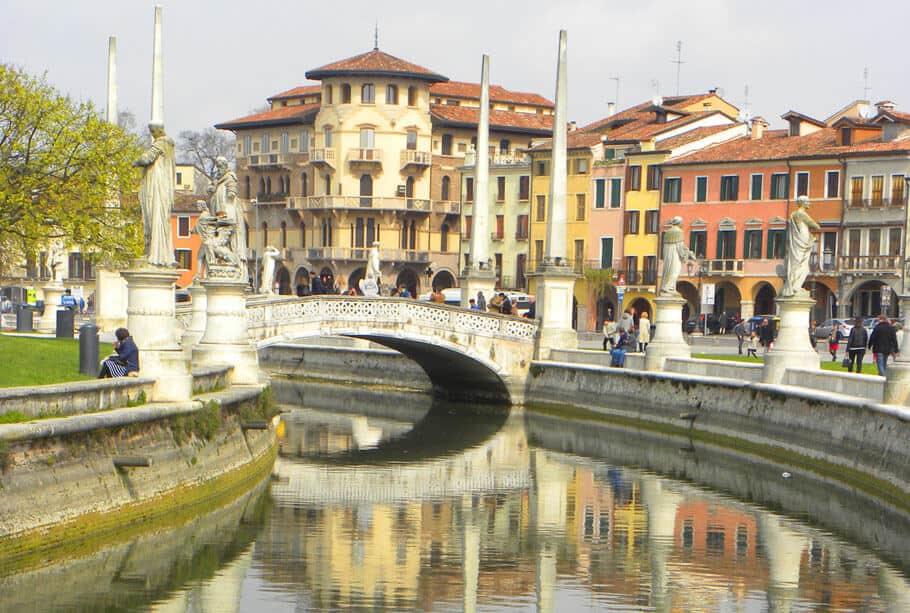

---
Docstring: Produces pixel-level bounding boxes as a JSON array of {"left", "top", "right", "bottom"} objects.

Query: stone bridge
[{"left": 244, "top": 295, "right": 539, "bottom": 403}]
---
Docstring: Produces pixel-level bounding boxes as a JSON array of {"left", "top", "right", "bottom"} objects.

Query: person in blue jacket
[{"left": 99, "top": 328, "right": 140, "bottom": 378}]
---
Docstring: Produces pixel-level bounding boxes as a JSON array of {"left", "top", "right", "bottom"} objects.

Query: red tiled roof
[
  {"left": 780, "top": 110, "right": 827, "bottom": 127},
  {"left": 430, "top": 104, "right": 553, "bottom": 135},
  {"left": 214, "top": 103, "right": 320, "bottom": 130},
  {"left": 580, "top": 93, "right": 728, "bottom": 134},
  {"left": 429, "top": 81, "right": 553, "bottom": 108},
  {"left": 305, "top": 49, "right": 447, "bottom": 83},
  {"left": 655, "top": 125, "right": 742, "bottom": 151},
  {"left": 875, "top": 110, "right": 910, "bottom": 124},
  {"left": 664, "top": 129, "right": 832, "bottom": 165},
  {"left": 267, "top": 84, "right": 322, "bottom": 102}
]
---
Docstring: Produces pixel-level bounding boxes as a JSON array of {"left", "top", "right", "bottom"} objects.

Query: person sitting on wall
[
  {"left": 99, "top": 327, "right": 140, "bottom": 378},
  {"left": 610, "top": 329, "right": 631, "bottom": 367}
]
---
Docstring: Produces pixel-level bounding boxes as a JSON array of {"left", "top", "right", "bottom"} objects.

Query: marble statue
[
  {"left": 366, "top": 241, "right": 381, "bottom": 282},
  {"left": 658, "top": 216, "right": 696, "bottom": 296},
  {"left": 780, "top": 195, "right": 820, "bottom": 297},
  {"left": 133, "top": 123, "right": 176, "bottom": 266},
  {"left": 208, "top": 156, "right": 247, "bottom": 268},
  {"left": 194, "top": 200, "right": 241, "bottom": 279},
  {"left": 47, "top": 240, "right": 65, "bottom": 284},
  {"left": 259, "top": 246, "right": 281, "bottom": 294}
]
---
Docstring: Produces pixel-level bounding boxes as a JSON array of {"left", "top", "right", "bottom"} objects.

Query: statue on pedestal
[
  {"left": 359, "top": 241, "right": 381, "bottom": 296},
  {"left": 208, "top": 156, "right": 247, "bottom": 269},
  {"left": 780, "top": 196, "right": 820, "bottom": 297},
  {"left": 658, "top": 216, "right": 696, "bottom": 297},
  {"left": 194, "top": 200, "right": 242, "bottom": 280},
  {"left": 259, "top": 246, "right": 281, "bottom": 294},
  {"left": 133, "top": 123, "right": 176, "bottom": 267}
]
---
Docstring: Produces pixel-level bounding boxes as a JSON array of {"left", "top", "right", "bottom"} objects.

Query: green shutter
[
  {"left": 751, "top": 175, "right": 762, "bottom": 200},
  {"left": 610, "top": 179, "right": 622, "bottom": 207},
  {"left": 696, "top": 177, "right": 707, "bottom": 202},
  {"left": 595, "top": 179, "right": 605, "bottom": 208}
]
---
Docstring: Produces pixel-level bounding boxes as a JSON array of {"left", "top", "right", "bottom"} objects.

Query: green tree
[{"left": 0, "top": 64, "right": 143, "bottom": 274}]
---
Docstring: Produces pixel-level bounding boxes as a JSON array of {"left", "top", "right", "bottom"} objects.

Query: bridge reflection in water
[{"left": 2, "top": 382, "right": 908, "bottom": 612}]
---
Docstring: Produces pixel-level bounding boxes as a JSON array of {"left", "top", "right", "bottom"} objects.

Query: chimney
[
  {"left": 607, "top": 101, "right": 616, "bottom": 116},
  {"left": 750, "top": 116, "right": 769, "bottom": 139},
  {"left": 876, "top": 100, "right": 897, "bottom": 114},
  {"left": 568, "top": 121, "right": 577, "bottom": 132}
]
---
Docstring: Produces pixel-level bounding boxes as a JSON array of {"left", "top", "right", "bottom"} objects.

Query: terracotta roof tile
[
  {"left": 267, "top": 84, "right": 322, "bottom": 101},
  {"left": 429, "top": 81, "right": 553, "bottom": 108},
  {"left": 580, "top": 93, "right": 726, "bottom": 134},
  {"left": 305, "top": 49, "right": 447, "bottom": 83},
  {"left": 430, "top": 104, "right": 553, "bottom": 135},
  {"left": 655, "top": 125, "right": 742, "bottom": 150},
  {"left": 215, "top": 103, "right": 320, "bottom": 130}
]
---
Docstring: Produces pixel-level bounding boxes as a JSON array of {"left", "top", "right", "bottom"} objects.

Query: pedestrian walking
[
  {"left": 869, "top": 314, "right": 899, "bottom": 376},
  {"left": 747, "top": 331, "right": 759, "bottom": 358},
  {"left": 808, "top": 320, "right": 818, "bottom": 351},
  {"left": 637, "top": 311, "right": 651, "bottom": 352},
  {"left": 759, "top": 318, "right": 775, "bottom": 355},
  {"left": 733, "top": 319, "right": 747, "bottom": 355},
  {"left": 828, "top": 325, "right": 843, "bottom": 362},
  {"left": 845, "top": 316, "right": 868, "bottom": 373}
]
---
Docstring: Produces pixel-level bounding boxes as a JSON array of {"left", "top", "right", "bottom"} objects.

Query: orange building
[{"left": 170, "top": 193, "right": 203, "bottom": 288}]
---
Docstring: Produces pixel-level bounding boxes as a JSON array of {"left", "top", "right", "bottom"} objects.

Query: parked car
[{"left": 815, "top": 318, "right": 852, "bottom": 340}]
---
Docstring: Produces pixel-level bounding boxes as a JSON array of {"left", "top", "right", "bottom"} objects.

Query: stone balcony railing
[
  {"left": 432, "top": 200, "right": 460, "bottom": 214},
  {"left": 838, "top": 254, "right": 901, "bottom": 272},
  {"left": 300, "top": 196, "right": 431, "bottom": 212},
  {"left": 309, "top": 148, "right": 335, "bottom": 167},
  {"left": 306, "top": 247, "right": 431, "bottom": 264},
  {"left": 348, "top": 148, "right": 382, "bottom": 164},
  {"left": 401, "top": 150, "right": 431, "bottom": 168},
  {"left": 462, "top": 150, "right": 531, "bottom": 167}
]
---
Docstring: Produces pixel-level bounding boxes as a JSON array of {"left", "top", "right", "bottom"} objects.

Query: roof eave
[{"left": 305, "top": 68, "right": 449, "bottom": 83}]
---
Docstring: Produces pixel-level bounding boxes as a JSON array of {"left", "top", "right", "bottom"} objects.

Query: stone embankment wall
[
  {"left": 527, "top": 361, "right": 910, "bottom": 506},
  {"left": 0, "top": 378, "right": 277, "bottom": 555}
]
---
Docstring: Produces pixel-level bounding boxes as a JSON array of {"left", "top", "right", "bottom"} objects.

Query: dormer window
[
  {"left": 841, "top": 127, "right": 852, "bottom": 146},
  {"left": 789, "top": 119, "right": 800, "bottom": 137},
  {"left": 655, "top": 110, "right": 667, "bottom": 124}
]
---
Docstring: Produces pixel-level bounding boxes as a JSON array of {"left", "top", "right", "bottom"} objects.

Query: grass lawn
[
  {"left": 0, "top": 334, "right": 114, "bottom": 388},
  {"left": 693, "top": 352, "right": 881, "bottom": 376}
]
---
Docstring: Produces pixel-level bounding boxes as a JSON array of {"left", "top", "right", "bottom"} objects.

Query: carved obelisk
[
  {"left": 460, "top": 54, "right": 497, "bottom": 307},
  {"left": 122, "top": 5, "right": 192, "bottom": 401},
  {"left": 530, "top": 30, "right": 577, "bottom": 356}
]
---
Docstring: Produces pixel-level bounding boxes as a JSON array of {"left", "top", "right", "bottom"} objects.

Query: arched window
[
  {"left": 407, "top": 86, "right": 417, "bottom": 106},
  {"left": 386, "top": 84, "right": 398, "bottom": 104},
  {"left": 323, "top": 126, "right": 333, "bottom": 147},
  {"left": 266, "top": 177, "right": 272, "bottom": 194},
  {"left": 261, "top": 221, "right": 268, "bottom": 246},
  {"left": 259, "top": 177, "right": 265, "bottom": 197},
  {"left": 360, "top": 174, "right": 373, "bottom": 208},
  {"left": 300, "top": 222, "right": 306, "bottom": 248},
  {"left": 361, "top": 83, "right": 375, "bottom": 104},
  {"left": 341, "top": 83, "right": 351, "bottom": 104},
  {"left": 244, "top": 176, "right": 250, "bottom": 199},
  {"left": 408, "top": 220, "right": 417, "bottom": 250},
  {"left": 280, "top": 221, "right": 287, "bottom": 248},
  {"left": 441, "top": 223, "right": 449, "bottom": 252},
  {"left": 500, "top": 139, "right": 510, "bottom": 154},
  {"left": 301, "top": 173, "right": 308, "bottom": 197},
  {"left": 441, "top": 176, "right": 450, "bottom": 201}
]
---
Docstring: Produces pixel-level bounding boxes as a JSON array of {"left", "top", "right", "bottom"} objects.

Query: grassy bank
[
  {"left": 693, "top": 352, "right": 881, "bottom": 376},
  {"left": 0, "top": 334, "right": 114, "bottom": 388}
]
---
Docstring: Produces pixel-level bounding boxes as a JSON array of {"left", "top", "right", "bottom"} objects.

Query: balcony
[
  {"left": 348, "top": 148, "right": 382, "bottom": 167},
  {"left": 514, "top": 230, "right": 529, "bottom": 241},
  {"left": 838, "top": 254, "right": 900, "bottom": 272},
  {"left": 462, "top": 150, "right": 531, "bottom": 168},
  {"left": 491, "top": 231, "right": 504, "bottom": 241},
  {"left": 302, "top": 196, "right": 431, "bottom": 212},
  {"left": 309, "top": 148, "right": 336, "bottom": 169},
  {"left": 306, "top": 246, "right": 431, "bottom": 264},
  {"left": 401, "top": 150, "right": 431, "bottom": 170},
  {"left": 246, "top": 153, "right": 285, "bottom": 169},
  {"left": 254, "top": 192, "right": 290, "bottom": 205},
  {"left": 432, "top": 200, "right": 460, "bottom": 215},
  {"left": 704, "top": 259, "right": 745, "bottom": 275}
]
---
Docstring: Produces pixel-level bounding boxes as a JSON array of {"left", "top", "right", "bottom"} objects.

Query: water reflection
[{"left": 2, "top": 382, "right": 908, "bottom": 612}]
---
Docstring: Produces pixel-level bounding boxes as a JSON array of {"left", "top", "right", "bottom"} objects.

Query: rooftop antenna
[
  {"left": 609, "top": 76, "right": 620, "bottom": 109},
  {"left": 374, "top": 21, "right": 379, "bottom": 50},
  {"left": 671, "top": 40, "right": 685, "bottom": 96},
  {"left": 863, "top": 66, "right": 871, "bottom": 101}
]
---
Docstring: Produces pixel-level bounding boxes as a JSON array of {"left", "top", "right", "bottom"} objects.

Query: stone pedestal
[
  {"left": 193, "top": 278, "right": 259, "bottom": 385},
  {"left": 644, "top": 295, "right": 690, "bottom": 371},
  {"left": 122, "top": 263, "right": 192, "bottom": 402},
  {"left": 180, "top": 283, "right": 208, "bottom": 354},
  {"left": 884, "top": 294, "right": 910, "bottom": 404},
  {"left": 763, "top": 294, "right": 818, "bottom": 384},
  {"left": 459, "top": 268, "right": 496, "bottom": 309},
  {"left": 37, "top": 283, "right": 66, "bottom": 333},
  {"left": 529, "top": 264, "right": 577, "bottom": 358}
]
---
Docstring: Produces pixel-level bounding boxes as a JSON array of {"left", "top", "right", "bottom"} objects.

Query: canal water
[{"left": 1, "top": 380, "right": 909, "bottom": 612}]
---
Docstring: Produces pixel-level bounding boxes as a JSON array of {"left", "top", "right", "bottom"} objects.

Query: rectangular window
[
  {"left": 624, "top": 256, "right": 638, "bottom": 282},
  {"left": 516, "top": 253, "right": 527, "bottom": 288},
  {"left": 361, "top": 83, "right": 375, "bottom": 104},
  {"left": 624, "top": 210, "right": 640, "bottom": 234},
  {"left": 826, "top": 170, "right": 840, "bottom": 198},
  {"left": 175, "top": 249, "right": 192, "bottom": 270},
  {"left": 848, "top": 229, "right": 861, "bottom": 255},
  {"left": 496, "top": 176, "right": 506, "bottom": 202},
  {"left": 299, "top": 129, "right": 310, "bottom": 152},
  {"left": 610, "top": 178, "right": 622, "bottom": 208},
  {"left": 574, "top": 240, "right": 585, "bottom": 272},
  {"left": 744, "top": 229, "right": 762, "bottom": 259},
  {"left": 767, "top": 229, "right": 786, "bottom": 258},
  {"left": 663, "top": 177, "right": 681, "bottom": 203},
  {"left": 261, "top": 132, "right": 269, "bottom": 153},
  {"left": 851, "top": 177, "right": 864, "bottom": 205},
  {"left": 495, "top": 215, "right": 504, "bottom": 239},
  {"left": 407, "top": 86, "right": 417, "bottom": 107},
  {"left": 889, "top": 228, "right": 902, "bottom": 256},
  {"left": 575, "top": 158, "right": 588, "bottom": 174},
  {"left": 696, "top": 176, "right": 708, "bottom": 202},
  {"left": 646, "top": 166, "right": 661, "bottom": 190},
  {"left": 534, "top": 240, "right": 544, "bottom": 266},
  {"left": 465, "top": 177, "right": 474, "bottom": 202},
  {"left": 243, "top": 135, "right": 251, "bottom": 155},
  {"left": 626, "top": 165, "right": 641, "bottom": 191},
  {"left": 751, "top": 174, "right": 763, "bottom": 200},
  {"left": 536, "top": 161, "right": 548, "bottom": 176},
  {"left": 519, "top": 176, "right": 530, "bottom": 201},
  {"left": 175, "top": 171, "right": 183, "bottom": 185},
  {"left": 464, "top": 215, "right": 472, "bottom": 240},
  {"left": 280, "top": 132, "right": 289, "bottom": 153},
  {"left": 595, "top": 179, "right": 606, "bottom": 208},
  {"left": 892, "top": 174, "right": 906, "bottom": 204},
  {"left": 644, "top": 210, "right": 659, "bottom": 234},
  {"left": 690, "top": 230, "right": 707, "bottom": 258},
  {"left": 600, "top": 237, "right": 614, "bottom": 269},
  {"left": 871, "top": 175, "right": 884, "bottom": 206},
  {"left": 576, "top": 194, "right": 586, "bottom": 221},
  {"left": 386, "top": 84, "right": 398, "bottom": 105},
  {"left": 441, "top": 134, "right": 453, "bottom": 155},
  {"left": 717, "top": 230, "right": 736, "bottom": 259},
  {"left": 795, "top": 171, "right": 809, "bottom": 197},
  {"left": 719, "top": 175, "right": 739, "bottom": 201},
  {"left": 324, "top": 127, "right": 333, "bottom": 147},
  {"left": 67, "top": 252, "right": 83, "bottom": 279},
  {"left": 177, "top": 216, "right": 190, "bottom": 238},
  {"left": 869, "top": 228, "right": 881, "bottom": 255},
  {"left": 406, "top": 130, "right": 417, "bottom": 151},
  {"left": 643, "top": 255, "right": 657, "bottom": 284},
  {"left": 359, "top": 128, "right": 375, "bottom": 149},
  {"left": 770, "top": 173, "right": 789, "bottom": 199},
  {"left": 536, "top": 195, "right": 546, "bottom": 221},
  {"left": 516, "top": 214, "right": 529, "bottom": 239}
]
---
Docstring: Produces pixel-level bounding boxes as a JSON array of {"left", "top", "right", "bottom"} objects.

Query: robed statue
[
  {"left": 658, "top": 216, "right": 696, "bottom": 296},
  {"left": 259, "top": 246, "right": 281, "bottom": 294},
  {"left": 208, "top": 156, "right": 247, "bottom": 270},
  {"left": 133, "top": 123, "right": 176, "bottom": 266},
  {"left": 780, "top": 196, "right": 820, "bottom": 297}
]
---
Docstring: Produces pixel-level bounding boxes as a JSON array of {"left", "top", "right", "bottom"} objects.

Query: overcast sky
[{"left": 3, "top": 0, "right": 908, "bottom": 137}]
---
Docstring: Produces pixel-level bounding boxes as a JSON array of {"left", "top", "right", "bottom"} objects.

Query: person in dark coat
[
  {"left": 845, "top": 316, "right": 868, "bottom": 373},
  {"left": 758, "top": 318, "right": 775, "bottom": 354},
  {"left": 869, "top": 315, "right": 900, "bottom": 375},
  {"left": 733, "top": 319, "right": 747, "bottom": 355},
  {"left": 309, "top": 272, "right": 323, "bottom": 295},
  {"left": 99, "top": 328, "right": 140, "bottom": 378}
]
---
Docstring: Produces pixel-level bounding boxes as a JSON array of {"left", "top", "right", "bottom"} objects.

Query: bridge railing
[{"left": 245, "top": 295, "right": 539, "bottom": 343}]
